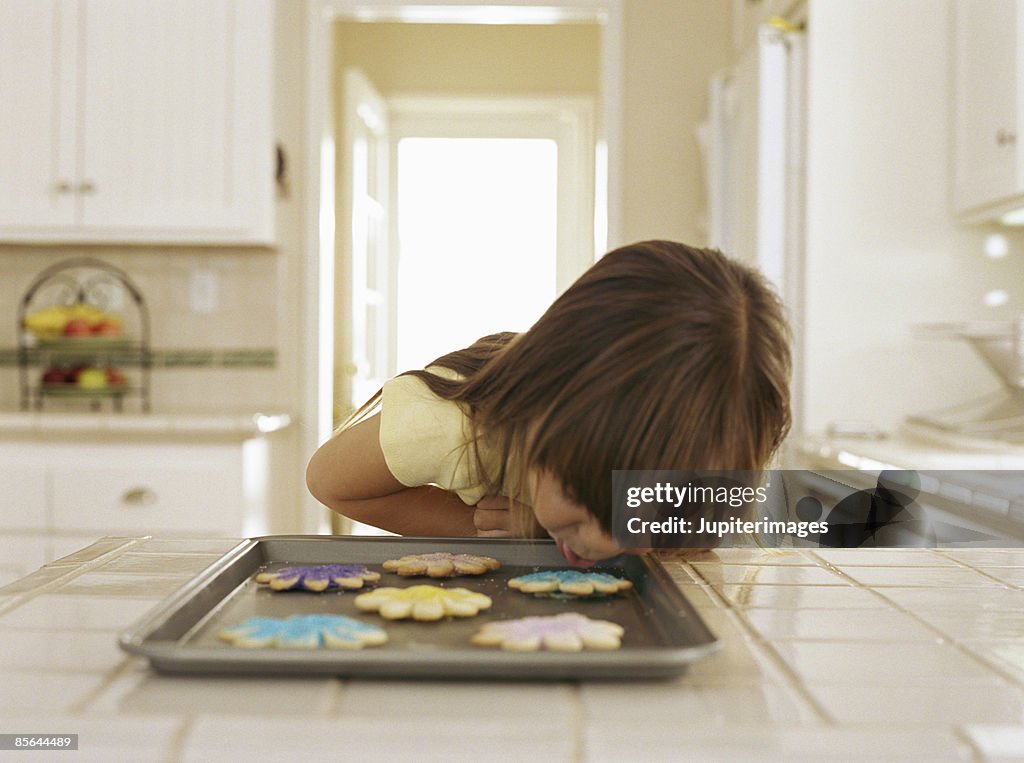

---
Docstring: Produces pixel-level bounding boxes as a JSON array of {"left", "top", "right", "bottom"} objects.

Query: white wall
[
  {"left": 801, "top": 0, "right": 1024, "bottom": 433},
  {"left": 620, "top": 0, "right": 733, "bottom": 246}
]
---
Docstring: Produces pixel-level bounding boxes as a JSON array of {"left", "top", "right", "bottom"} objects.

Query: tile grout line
[
  {"left": 807, "top": 554, "right": 1024, "bottom": 688},
  {"left": 941, "top": 555, "right": 1024, "bottom": 590},
  {"left": 568, "top": 683, "right": 585, "bottom": 763},
  {"left": 163, "top": 716, "right": 194, "bottom": 763},
  {"left": 683, "top": 561, "right": 840, "bottom": 726},
  {"left": 323, "top": 678, "right": 347, "bottom": 715},
  {"left": 0, "top": 538, "right": 145, "bottom": 615},
  {"left": 66, "top": 656, "right": 142, "bottom": 715}
]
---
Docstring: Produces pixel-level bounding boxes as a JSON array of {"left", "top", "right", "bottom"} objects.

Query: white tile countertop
[{"left": 1, "top": 537, "right": 1023, "bottom": 761}]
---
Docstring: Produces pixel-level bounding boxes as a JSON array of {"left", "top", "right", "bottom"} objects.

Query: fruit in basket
[
  {"left": 105, "top": 367, "right": 127, "bottom": 386},
  {"left": 23, "top": 303, "right": 120, "bottom": 339},
  {"left": 41, "top": 366, "right": 70, "bottom": 385},
  {"left": 63, "top": 318, "right": 93, "bottom": 337},
  {"left": 77, "top": 367, "right": 109, "bottom": 390},
  {"left": 92, "top": 318, "right": 122, "bottom": 337},
  {"left": 23, "top": 305, "right": 72, "bottom": 338}
]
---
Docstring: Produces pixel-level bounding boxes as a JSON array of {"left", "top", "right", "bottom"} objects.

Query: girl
[{"left": 306, "top": 240, "right": 792, "bottom": 565}]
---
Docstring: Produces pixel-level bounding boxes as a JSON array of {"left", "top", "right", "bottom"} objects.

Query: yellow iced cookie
[
  {"left": 471, "top": 613, "right": 624, "bottom": 652},
  {"left": 354, "top": 584, "right": 492, "bottom": 621},
  {"left": 382, "top": 552, "right": 501, "bottom": 578}
]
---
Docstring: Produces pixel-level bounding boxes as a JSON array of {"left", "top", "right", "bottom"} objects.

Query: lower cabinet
[
  {"left": 0, "top": 433, "right": 296, "bottom": 580},
  {"left": 48, "top": 442, "right": 245, "bottom": 536}
]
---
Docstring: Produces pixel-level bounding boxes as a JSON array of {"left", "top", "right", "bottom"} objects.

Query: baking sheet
[{"left": 118, "top": 536, "right": 720, "bottom": 680}]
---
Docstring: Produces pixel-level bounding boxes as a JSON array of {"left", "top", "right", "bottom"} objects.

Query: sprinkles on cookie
[
  {"left": 255, "top": 564, "right": 381, "bottom": 592},
  {"left": 472, "top": 612, "right": 625, "bottom": 652},
  {"left": 382, "top": 552, "right": 501, "bottom": 578},
  {"left": 217, "top": 614, "right": 388, "bottom": 649},
  {"left": 507, "top": 570, "right": 633, "bottom": 597}
]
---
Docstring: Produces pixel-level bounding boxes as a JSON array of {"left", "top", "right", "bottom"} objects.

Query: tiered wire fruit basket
[{"left": 18, "top": 257, "right": 151, "bottom": 412}]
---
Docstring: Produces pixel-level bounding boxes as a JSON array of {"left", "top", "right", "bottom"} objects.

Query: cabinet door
[
  {"left": 0, "top": 444, "right": 48, "bottom": 531},
  {"left": 49, "top": 442, "right": 245, "bottom": 535},
  {"left": 953, "top": 0, "right": 1020, "bottom": 214},
  {"left": 78, "top": 0, "right": 273, "bottom": 243},
  {"left": 0, "top": 0, "right": 78, "bottom": 230}
]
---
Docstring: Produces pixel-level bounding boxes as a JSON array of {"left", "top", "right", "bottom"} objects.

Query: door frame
[
  {"left": 300, "top": 0, "right": 624, "bottom": 532},
  {"left": 388, "top": 94, "right": 596, "bottom": 293}
]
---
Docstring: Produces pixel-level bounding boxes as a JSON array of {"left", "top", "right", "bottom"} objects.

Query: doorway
[
  {"left": 332, "top": 21, "right": 602, "bottom": 422},
  {"left": 301, "top": 1, "right": 624, "bottom": 534}
]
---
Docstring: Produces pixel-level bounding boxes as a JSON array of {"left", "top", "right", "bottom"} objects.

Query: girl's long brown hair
[{"left": 350, "top": 241, "right": 792, "bottom": 532}]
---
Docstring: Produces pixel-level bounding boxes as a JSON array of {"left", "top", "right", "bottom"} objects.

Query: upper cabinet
[
  {"left": 953, "top": 0, "right": 1024, "bottom": 223},
  {"left": 0, "top": 0, "right": 274, "bottom": 245}
]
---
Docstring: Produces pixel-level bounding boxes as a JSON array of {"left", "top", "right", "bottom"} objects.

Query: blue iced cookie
[
  {"left": 255, "top": 564, "right": 381, "bottom": 592},
  {"left": 508, "top": 570, "right": 633, "bottom": 597},
  {"left": 217, "top": 614, "right": 388, "bottom": 649}
]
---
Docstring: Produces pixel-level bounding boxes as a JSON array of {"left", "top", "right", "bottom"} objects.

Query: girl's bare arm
[{"left": 305, "top": 413, "right": 478, "bottom": 536}]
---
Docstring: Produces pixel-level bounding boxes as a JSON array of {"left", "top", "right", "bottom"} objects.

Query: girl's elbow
[{"left": 305, "top": 450, "right": 345, "bottom": 507}]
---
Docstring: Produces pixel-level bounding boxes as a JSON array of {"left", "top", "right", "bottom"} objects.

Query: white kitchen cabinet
[
  {"left": 953, "top": 0, "right": 1024, "bottom": 221},
  {"left": 0, "top": 436, "right": 278, "bottom": 557},
  {"left": 0, "top": 0, "right": 274, "bottom": 244},
  {"left": 49, "top": 442, "right": 245, "bottom": 536}
]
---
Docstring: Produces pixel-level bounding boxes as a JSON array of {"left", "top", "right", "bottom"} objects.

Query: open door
[{"left": 335, "top": 68, "right": 393, "bottom": 423}]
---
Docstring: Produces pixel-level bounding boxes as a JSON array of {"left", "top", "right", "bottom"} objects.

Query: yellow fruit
[
  {"left": 66, "top": 303, "right": 106, "bottom": 324},
  {"left": 77, "top": 368, "right": 108, "bottom": 390},
  {"left": 23, "top": 306, "right": 72, "bottom": 338},
  {"left": 23, "top": 303, "right": 119, "bottom": 338}
]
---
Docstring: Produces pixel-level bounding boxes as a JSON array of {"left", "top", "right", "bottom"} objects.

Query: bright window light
[{"left": 395, "top": 137, "right": 558, "bottom": 372}]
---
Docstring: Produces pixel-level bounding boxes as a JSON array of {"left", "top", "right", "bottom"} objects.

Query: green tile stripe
[{"left": 0, "top": 347, "right": 276, "bottom": 369}]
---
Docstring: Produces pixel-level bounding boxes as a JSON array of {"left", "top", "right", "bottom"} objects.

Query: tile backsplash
[{"left": 0, "top": 245, "right": 291, "bottom": 414}]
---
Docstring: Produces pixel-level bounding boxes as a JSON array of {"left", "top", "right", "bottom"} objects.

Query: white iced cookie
[
  {"left": 382, "top": 552, "right": 501, "bottom": 578},
  {"left": 471, "top": 612, "right": 625, "bottom": 652}
]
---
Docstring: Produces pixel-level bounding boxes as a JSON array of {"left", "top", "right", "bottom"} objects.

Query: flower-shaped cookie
[
  {"left": 255, "top": 564, "right": 381, "bottom": 592},
  {"left": 382, "top": 552, "right": 501, "bottom": 578},
  {"left": 354, "top": 584, "right": 492, "bottom": 621},
  {"left": 217, "top": 614, "right": 388, "bottom": 649},
  {"left": 471, "top": 613, "right": 624, "bottom": 652},
  {"left": 507, "top": 570, "right": 633, "bottom": 597}
]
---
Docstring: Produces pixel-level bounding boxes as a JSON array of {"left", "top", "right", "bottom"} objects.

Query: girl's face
[{"left": 530, "top": 470, "right": 623, "bottom": 565}]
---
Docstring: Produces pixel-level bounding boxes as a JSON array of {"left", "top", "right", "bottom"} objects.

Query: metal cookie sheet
[{"left": 118, "top": 536, "right": 720, "bottom": 680}]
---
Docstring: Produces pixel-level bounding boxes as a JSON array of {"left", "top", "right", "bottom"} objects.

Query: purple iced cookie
[{"left": 255, "top": 564, "right": 381, "bottom": 592}]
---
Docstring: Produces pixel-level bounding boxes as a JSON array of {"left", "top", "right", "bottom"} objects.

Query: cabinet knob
[
  {"left": 54, "top": 181, "right": 72, "bottom": 193},
  {"left": 121, "top": 487, "right": 157, "bottom": 507},
  {"left": 996, "top": 129, "right": 1017, "bottom": 146},
  {"left": 77, "top": 181, "right": 96, "bottom": 194}
]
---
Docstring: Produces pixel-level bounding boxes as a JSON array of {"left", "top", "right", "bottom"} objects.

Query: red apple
[
  {"left": 106, "top": 367, "right": 127, "bottom": 386},
  {"left": 41, "top": 366, "right": 69, "bottom": 385},
  {"left": 67, "top": 365, "right": 87, "bottom": 383},
  {"left": 63, "top": 318, "right": 93, "bottom": 337},
  {"left": 92, "top": 320, "right": 122, "bottom": 337}
]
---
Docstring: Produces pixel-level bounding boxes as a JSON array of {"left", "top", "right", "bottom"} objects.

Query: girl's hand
[{"left": 473, "top": 495, "right": 520, "bottom": 538}]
